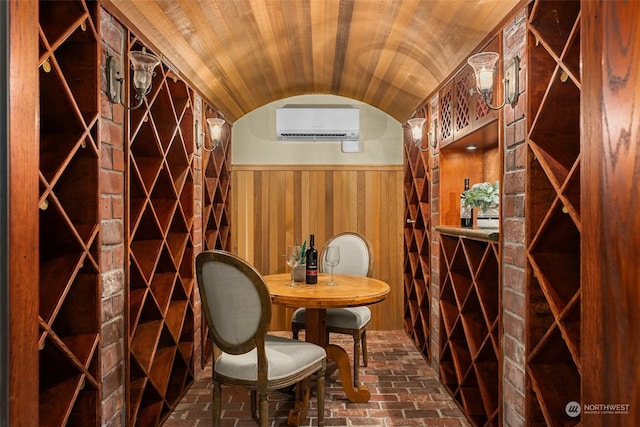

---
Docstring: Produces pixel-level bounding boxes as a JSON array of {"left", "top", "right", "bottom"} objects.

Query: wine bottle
[
  {"left": 305, "top": 234, "right": 318, "bottom": 284},
  {"left": 460, "top": 178, "right": 473, "bottom": 228}
]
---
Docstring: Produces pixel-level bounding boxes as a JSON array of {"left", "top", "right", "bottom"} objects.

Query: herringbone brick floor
[{"left": 165, "top": 330, "right": 471, "bottom": 427}]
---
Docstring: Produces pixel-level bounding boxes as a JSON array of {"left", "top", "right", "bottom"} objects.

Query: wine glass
[
  {"left": 325, "top": 246, "right": 340, "bottom": 286},
  {"left": 285, "top": 245, "right": 302, "bottom": 286}
]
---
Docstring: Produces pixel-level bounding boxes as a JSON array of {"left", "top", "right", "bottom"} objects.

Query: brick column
[
  {"left": 192, "top": 94, "right": 204, "bottom": 374},
  {"left": 501, "top": 10, "right": 528, "bottom": 427},
  {"left": 430, "top": 123, "right": 441, "bottom": 372},
  {"left": 100, "top": 7, "right": 127, "bottom": 426}
]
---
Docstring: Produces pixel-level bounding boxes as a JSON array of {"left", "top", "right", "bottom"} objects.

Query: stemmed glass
[
  {"left": 325, "top": 246, "right": 340, "bottom": 286},
  {"left": 285, "top": 245, "right": 302, "bottom": 286}
]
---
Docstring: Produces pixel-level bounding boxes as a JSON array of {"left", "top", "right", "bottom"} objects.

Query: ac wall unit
[{"left": 276, "top": 105, "right": 360, "bottom": 141}]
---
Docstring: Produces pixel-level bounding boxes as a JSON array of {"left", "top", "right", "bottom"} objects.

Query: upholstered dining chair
[
  {"left": 291, "top": 232, "right": 373, "bottom": 386},
  {"left": 196, "top": 250, "right": 326, "bottom": 427}
]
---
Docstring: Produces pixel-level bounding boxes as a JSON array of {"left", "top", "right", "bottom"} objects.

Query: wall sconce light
[
  {"left": 428, "top": 118, "right": 438, "bottom": 148},
  {"left": 407, "top": 117, "right": 428, "bottom": 152},
  {"left": 204, "top": 117, "right": 226, "bottom": 151},
  {"left": 107, "top": 49, "right": 161, "bottom": 110},
  {"left": 467, "top": 52, "right": 520, "bottom": 111},
  {"left": 195, "top": 119, "right": 203, "bottom": 149}
]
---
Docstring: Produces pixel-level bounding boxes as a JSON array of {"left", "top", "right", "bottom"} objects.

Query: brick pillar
[
  {"left": 192, "top": 94, "right": 204, "bottom": 375},
  {"left": 430, "top": 124, "right": 441, "bottom": 372},
  {"left": 501, "top": 10, "right": 528, "bottom": 427},
  {"left": 99, "top": 7, "right": 127, "bottom": 426}
]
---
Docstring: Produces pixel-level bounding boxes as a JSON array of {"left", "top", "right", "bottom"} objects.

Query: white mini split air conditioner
[{"left": 276, "top": 106, "right": 361, "bottom": 150}]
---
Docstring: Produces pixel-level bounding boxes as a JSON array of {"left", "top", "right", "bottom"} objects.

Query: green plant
[
  {"left": 462, "top": 181, "right": 499, "bottom": 212},
  {"left": 298, "top": 240, "right": 307, "bottom": 261}
]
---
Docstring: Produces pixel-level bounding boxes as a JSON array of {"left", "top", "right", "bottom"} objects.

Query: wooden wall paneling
[
  {"left": 438, "top": 149, "right": 485, "bottom": 227},
  {"left": 8, "top": 0, "right": 40, "bottom": 424},
  {"left": 231, "top": 168, "right": 254, "bottom": 260},
  {"left": 482, "top": 149, "right": 501, "bottom": 184},
  {"left": 231, "top": 166, "right": 404, "bottom": 332},
  {"left": 582, "top": 1, "right": 640, "bottom": 424}
]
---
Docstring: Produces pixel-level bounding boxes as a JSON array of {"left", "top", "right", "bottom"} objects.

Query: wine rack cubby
[
  {"left": 403, "top": 106, "right": 432, "bottom": 362},
  {"left": 38, "top": 0, "right": 101, "bottom": 425},
  {"left": 438, "top": 231, "right": 500, "bottom": 426},
  {"left": 202, "top": 109, "right": 231, "bottom": 253},
  {"left": 526, "top": 0, "right": 581, "bottom": 425},
  {"left": 127, "top": 40, "right": 196, "bottom": 425}
]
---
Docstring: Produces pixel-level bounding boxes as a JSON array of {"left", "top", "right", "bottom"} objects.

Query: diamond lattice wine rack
[
  {"left": 127, "top": 39, "right": 196, "bottom": 425},
  {"left": 439, "top": 232, "right": 500, "bottom": 426},
  {"left": 526, "top": 1, "right": 581, "bottom": 425},
  {"left": 38, "top": 0, "right": 101, "bottom": 425},
  {"left": 202, "top": 109, "right": 231, "bottom": 253},
  {"left": 403, "top": 106, "right": 432, "bottom": 362}
]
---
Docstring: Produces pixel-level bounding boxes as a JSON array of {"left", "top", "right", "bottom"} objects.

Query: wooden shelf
[
  {"left": 436, "top": 226, "right": 499, "bottom": 242},
  {"left": 526, "top": 1, "right": 582, "bottom": 424},
  {"left": 402, "top": 105, "right": 432, "bottom": 363},
  {"left": 126, "top": 39, "right": 197, "bottom": 425},
  {"left": 38, "top": 1, "right": 101, "bottom": 425},
  {"left": 439, "top": 233, "right": 500, "bottom": 426}
]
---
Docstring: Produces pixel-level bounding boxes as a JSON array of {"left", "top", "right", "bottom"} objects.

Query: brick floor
[{"left": 165, "top": 330, "right": 471, "bottom": 427}]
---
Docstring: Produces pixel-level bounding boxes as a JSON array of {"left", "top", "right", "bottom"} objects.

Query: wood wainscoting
[{"left": 231, "top": 165, "right": 404, "bottom": 332}]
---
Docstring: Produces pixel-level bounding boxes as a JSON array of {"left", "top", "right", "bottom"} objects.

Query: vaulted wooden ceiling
[{"left": 103, "top": 0, "right": 521, "bottom": 123}]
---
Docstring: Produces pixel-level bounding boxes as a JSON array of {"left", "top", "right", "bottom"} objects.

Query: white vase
[{"left": 476, "top": 207, "right": 499, "bottom": 229}]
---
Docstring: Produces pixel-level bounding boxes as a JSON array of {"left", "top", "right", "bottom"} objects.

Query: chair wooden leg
[
  {"left": 353, "top": 332, "right": 360, "bottom": 386},
  {"left": 361, "top": 330, "right": 368, "bottom": 367},
  {"left": 292, "top": 323, "right": 300, "bottom": 340},
  {"left": 258, "top": 392, "right": 268, "bottom": 427},
  {"left": 212, "top": 381, "right": 222, "bottom": 427},
  {"left": 317, "top": 365, "right": 326, "bottom": 427},
  {"left": 250, "top": 390, "right": 257, "bottom": 418}
]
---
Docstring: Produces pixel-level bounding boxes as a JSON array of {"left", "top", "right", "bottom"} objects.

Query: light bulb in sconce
[
  {"left": 468, "top": 52, "right": 499, "bottom": 97},
  {"left": 467, "top": 51, "right": 520, "bottom": 111},
  {"left": 205, "top": 117, "right": 226, "bottom": 151},
  {"left": 106, "top": 48, "right": 161, "bottom": 110},
  {"left": 407, "top": 117, "right": 428, "bottom": 151},
  {"left": 130, "top": 51, "right": 161, "bottom": 98}
]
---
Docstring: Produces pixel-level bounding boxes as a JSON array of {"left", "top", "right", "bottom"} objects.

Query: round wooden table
[{"left": 264, "top": 273, "right": 390, "bottom": 407}]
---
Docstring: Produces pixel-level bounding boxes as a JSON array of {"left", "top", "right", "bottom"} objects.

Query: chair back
[
  {"left": 195, "top": 250, "right": 271, "bottom": 355},
  {"left": 320, "top": 232, "right": 373, "bottom": 277}
]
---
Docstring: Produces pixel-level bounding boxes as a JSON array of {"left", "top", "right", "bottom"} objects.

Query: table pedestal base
[
  {"left": 287, "top": 377, "right": 311, "bottom": 426},
  {"left": 266, "top": 272, "right": 390, "bottom": 426},
  {"left": 286, "top": 343, "right": 370, "bottom": 426},
  {"left": 326, "top": 344, "right": 370, "bottom": 402}
]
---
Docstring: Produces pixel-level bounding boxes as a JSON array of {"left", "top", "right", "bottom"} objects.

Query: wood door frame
[
  {"left": 7, "top": 0, "right": 40, "bottom": 424},
  {"left": 1, "top": 0, "right": 8, "bottom": 420},
  {"left": 582, "top": 1, "right": 640, "bottom": 423}
]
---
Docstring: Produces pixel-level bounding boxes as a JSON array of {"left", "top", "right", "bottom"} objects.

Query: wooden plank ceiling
[{"left": 104, "top": 0, "right": 520, "bottom": 123}]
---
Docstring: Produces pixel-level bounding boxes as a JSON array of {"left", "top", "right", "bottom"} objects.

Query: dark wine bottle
[
  {"left": 305, "top": 234, "right": 318, "bottom": 284},
  {"left": 461, "top": 178, "right": 473, "bottom": 228}
]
